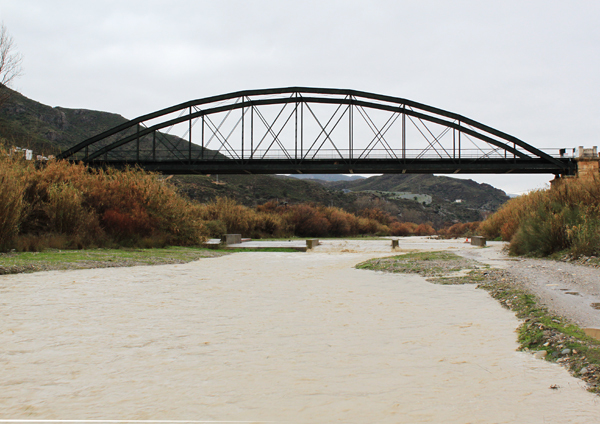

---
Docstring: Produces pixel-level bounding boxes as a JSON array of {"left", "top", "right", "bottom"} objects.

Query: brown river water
[{"left": 1, "top": 239, "right": 599, "bottom": 422}]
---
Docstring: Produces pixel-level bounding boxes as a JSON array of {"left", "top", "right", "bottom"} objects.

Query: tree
[{"left": 0, "top": 22, "right": 23, "bottom": 105}]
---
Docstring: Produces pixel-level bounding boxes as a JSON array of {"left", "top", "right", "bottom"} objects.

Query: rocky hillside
[
  {"left": 0, "top": 87, "right": 197, "bottom": 159},
  {"left": 171, "top": 174, "right": 359, "bottom": 209},
  {"left": 326, "top": 174, "right": 509, "bottom": 211},
  {"left": 170, "top": 173, "right": 500, "bottom": 227}
]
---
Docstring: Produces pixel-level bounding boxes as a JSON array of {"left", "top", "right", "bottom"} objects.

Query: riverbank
[
  {"left": 357, "top": 248, "right": 600, "bottom": 393},
  {"left": 0, "top": 247, "right": 226, "bottom": 275}
]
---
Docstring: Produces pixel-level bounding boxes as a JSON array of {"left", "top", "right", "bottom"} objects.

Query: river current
[{"left": 1, "top": 239, "right": 599, "bottom": 422}]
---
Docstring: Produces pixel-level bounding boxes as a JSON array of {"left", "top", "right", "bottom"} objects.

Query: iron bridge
[{"left": 58, "top": 87, "right": 576, "bottom": 176}]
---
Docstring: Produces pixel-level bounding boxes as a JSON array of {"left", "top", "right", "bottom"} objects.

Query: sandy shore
[{"left": 1, "top": 238, "right": 599, "bottom": 422}]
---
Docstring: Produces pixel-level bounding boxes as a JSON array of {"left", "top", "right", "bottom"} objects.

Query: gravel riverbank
[{"left": 456, "top": 244, "right": 600, "bottom": 329}]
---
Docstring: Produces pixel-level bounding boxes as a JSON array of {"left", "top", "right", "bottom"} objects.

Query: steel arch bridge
[{"left": 57, "top": 87, "right": 576, "bottom": 176}]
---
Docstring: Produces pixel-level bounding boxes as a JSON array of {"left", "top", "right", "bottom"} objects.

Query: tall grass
[
  {"left": 480, "top": 176, "right": 600, "bottom": 257},
  {"left": 0, "top": 152, "right": 27, "bottom": 250},
  {"left": 0, "top": 146, "right": 209, "bottom": 251},
  {"left": 197, "top": 197, "right": 289, "bottom": 238}
]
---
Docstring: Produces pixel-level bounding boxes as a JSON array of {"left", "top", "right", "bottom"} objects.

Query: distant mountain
[
  {"left": 327, "top": 174, "right": 509, "bottom": 211},
  {"left": 287, "top": 174, "right": 366, "bottom": 182},
  {"left": 171, "top": 174, "right": 360, "bottom": 209},
  {"left": 170, "top": 172, "right": 507, "bottom": 226}
]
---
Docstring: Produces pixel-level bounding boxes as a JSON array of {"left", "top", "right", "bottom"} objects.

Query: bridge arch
[{"left": 58, "top": 87, "right": 575, "bottom": 176}]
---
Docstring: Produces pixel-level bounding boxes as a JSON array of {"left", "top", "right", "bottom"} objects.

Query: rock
[
  {"left": 581, "top": 367, "right": 589, "bottom": 374},
  {"left": 534, "top": 350, "right": 548, "bottom": 359},
  {"left": 552, "top": 351, "right": 560, "bottom": 358},
  {"left": 561, "top": 348, "right": 571, "bottom": 355}
]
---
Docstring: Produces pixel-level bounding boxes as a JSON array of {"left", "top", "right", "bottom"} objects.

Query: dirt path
[{"left": 457, "top": 242, "right": 600, "bottom": 329}]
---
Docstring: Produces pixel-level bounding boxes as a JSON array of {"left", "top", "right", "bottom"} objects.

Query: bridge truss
[{"left": 58, "top": 87, "right": 575, "bottom": 176}]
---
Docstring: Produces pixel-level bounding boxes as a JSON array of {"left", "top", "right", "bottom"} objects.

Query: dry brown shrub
[
  {"left": 439, "top": 221, "right": 481, "bottom": 238},
  {"left": 354, "top": 217, "right": 389, "bottom": 235},
  {"left": 0, "top": 151, "right": 27, "bottom": 250},
  {"left": 285, "top": 204, "right": 331, "bottom": 237},
  {"left": 323, "top": 207, "right": 357, "bottom": 237},
  {"left": 251, "top": 212, "right": 290, "bottom": 238},
  {"left": 389, "top": 222, "right": 416, "bottom": 236},
  {"left": 255, "top": 200, "right": 279, "bottom": 213},
  {"left": 481, "top": 175, "right": 600, "bottom": 256},
  {"left": 359, "top": 208, "right": 394, "bottom": 225},
  {"left": 44, "top": 182, "right": 100, "bottom": 236},
  {"left": 414, "top": 223, "right": 436, "bottom": 236},
  {"left": 479, "top": 191, "right": 546, "bottom": 241},
  {"left": 198, "top": 197, "right": 289, "bottom": 238},
  {"left": 3, "top": 156, "right": 208, "bottom": 249}
]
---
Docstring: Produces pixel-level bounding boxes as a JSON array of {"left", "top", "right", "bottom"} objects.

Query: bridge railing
[{"left": 95, "top": 147, "right": 573, "bottom": 162}]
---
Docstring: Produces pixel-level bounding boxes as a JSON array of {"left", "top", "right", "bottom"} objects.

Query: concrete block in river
[
  {"left": 223, "top": 234, "right": 242, "bottom": 245},
  {"left": 306, "top": 239, "right": 319, "bottom": 250},
  {"left": 471, "top": 236, "right": 487, "bottom": 247}
]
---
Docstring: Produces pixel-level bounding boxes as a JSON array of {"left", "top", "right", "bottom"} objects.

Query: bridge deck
[{"left": 82, "top": 157, "right": 576, "bottom": 175}]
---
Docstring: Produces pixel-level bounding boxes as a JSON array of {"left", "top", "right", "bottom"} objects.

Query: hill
[
  {"left": 170, "top": 174, "right": 359, "bottom": 209},
  {"left": 0, "top": 87, "right": 202, "bottom": 159},
  {"left": 170, "top": 173, "right": 501, "bottom": 226},
  {"left": 326, "top": 174, "right": 509, "bottom": 211}
]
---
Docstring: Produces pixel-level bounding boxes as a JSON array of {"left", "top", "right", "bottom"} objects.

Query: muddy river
[{"left": 1, "top": 239, "right": 599, "bottom": 422}]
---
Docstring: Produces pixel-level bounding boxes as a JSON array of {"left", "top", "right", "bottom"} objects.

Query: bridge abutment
[
  {"left": 551, "top": 146, "right": 599, "bottom": 189},
  {"left": 576, "top": 146, "right": 600, "bottom": 178}
]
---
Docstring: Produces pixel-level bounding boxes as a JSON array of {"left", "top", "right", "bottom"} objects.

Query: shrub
[
  {"left": 323, "top": 207, "right": 357, "bottom": 237},
  {"left": 198, "top": 197, "right": 290, "bottom": 239},
  {"left": 285, "top": 204, "right": 331, "bottom": 237},
  {"left": 566, "top": 207, "right": 600, "bottom": 257},
  {"left": 0, "top": 152, "right": 27, "bottom": 251},
  {"left": 204, "top": 220, "right": 227, "bottom": 238},
  {"left": 414, "top": 223, "right": 436, "bottom": 236},
  {"left": 0, "top": 150, "right": 209, "bottom": 250},
  {"left": 481, "top": 175, "right": 600, "bottom": 257},
  {"left": 360, "top": 208, "right": 394, "bottom": 225},
  {"left": 508, "top": 206, "right": 569, "bottom": 256},
  {"left": 438, "top": 221, "right": 481, "bottom": 238},
  {"left": 390, "top": 222, "right": 416, "bottom": 236},
  {"left": 44, "top": 182, "right": 99, "bottom": 235}
]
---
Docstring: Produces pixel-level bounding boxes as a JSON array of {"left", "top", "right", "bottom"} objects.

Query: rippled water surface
[{"left": 1, "top": 239, "right": 599, "bottom": 422}]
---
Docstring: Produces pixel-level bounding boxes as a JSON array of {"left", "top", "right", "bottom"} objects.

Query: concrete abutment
[{"left": 551, "top": 146, "right": 599, "bottom": 189}]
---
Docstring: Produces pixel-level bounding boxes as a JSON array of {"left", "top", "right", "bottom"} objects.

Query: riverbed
[{"left": 1, "top": 239, "right": 599, "bottom": 422}]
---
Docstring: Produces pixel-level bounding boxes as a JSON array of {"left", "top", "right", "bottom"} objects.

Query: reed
[
  {"left": 0, "top": 150, "right": 28, "bottom": 250},
  {"left": 0, "top": 147, "right": 209, "bottom": 251},
  {"left": 480, "top": 175, "right": 600, "bottom": 257}
]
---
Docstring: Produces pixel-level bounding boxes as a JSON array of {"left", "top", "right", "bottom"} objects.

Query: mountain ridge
[{"left": 325, "top": 173, "right": 509, "bottom": 211}]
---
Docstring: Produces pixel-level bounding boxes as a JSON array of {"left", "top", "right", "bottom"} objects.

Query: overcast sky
[{"left": 2, "top": 0, "right": 599, "bottom": 194}]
